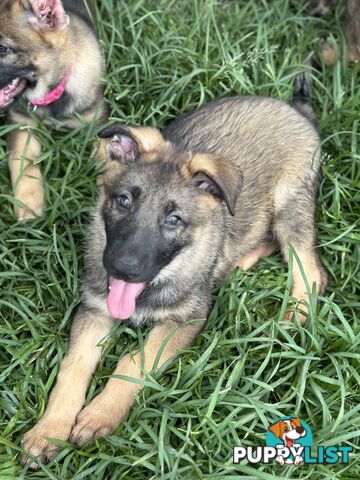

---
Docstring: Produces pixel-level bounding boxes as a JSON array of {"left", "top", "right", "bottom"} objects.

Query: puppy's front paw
[
  {"left": 284, "top": 296, "right": 309, "bottom": 326},
  {"left": 14, "top": 185, "right": 45, "bottom": 221},
  {"left": 284, "top": 309, "right": 307, "bottom": 326},
  {"left": 22, "top": 419, "right": 72, "bottom": 469},
  {"left": 70, "top": 400, "right": 121, "bottom": 446}
]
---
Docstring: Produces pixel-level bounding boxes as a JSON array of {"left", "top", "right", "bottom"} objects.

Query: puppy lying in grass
[
  {"left": 23, "top": 74, "right": 327, "bottom": 468},
  {"left": 0, "top": 0, "right": 106, "bottom": 221}
]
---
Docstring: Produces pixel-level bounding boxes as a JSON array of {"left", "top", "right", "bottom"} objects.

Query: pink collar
[{"left": 30, "top": 68, "right": 72, "bottom": 107}]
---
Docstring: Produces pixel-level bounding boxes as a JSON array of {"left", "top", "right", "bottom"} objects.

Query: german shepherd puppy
[
  {"left": 310, "top": 0, "right": 360, "bottom": 66},
  {"left": 23, "top": 75, "right": 327, "bottom": 467},
  {"left": 0, "top": 0, "right": 106, "bottom": 220}
]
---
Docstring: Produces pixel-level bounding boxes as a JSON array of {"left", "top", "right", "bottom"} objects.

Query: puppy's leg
[
  {"left": 23, "top": 307, "right": 113, "bottom": 468},
  {"left": 8, "top": 128, "right": 45, "bottom": 221},
  {"left": 273, "top": 185, "right": 327, "bottom": 324},
  {"left": 236, "top": 243, "right": 278, "bottom": 271},
  {"left": 70, "top": 319, "right": 204, "bottom": 445}
]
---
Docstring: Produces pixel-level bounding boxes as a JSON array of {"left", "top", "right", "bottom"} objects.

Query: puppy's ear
[
  {"left": 188, "top": 153, "right": 243, "bottom": 216},
  {"left": 290, "top": 418, "right": 302, "bottom": 428},
  {"left": 268, "top": 421, "right": 284, "bottom": 439},
  {"left": 98, "top": 124, "right": 165, "bottom": 164},
  {"left": 98, "top": 125, "right": 139, "bottom": 165},
  {"left": 25, "top": 0, "right": 69, "bottom": 30}
]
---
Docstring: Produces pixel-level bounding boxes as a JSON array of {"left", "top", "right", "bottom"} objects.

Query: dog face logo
[
  {"left": 266, "top": 417, "right": 312, "bottom": 465},
  {"left": 268, "top": 417, "right": 306, "bottom": 448},
  {"left": 234, "top": 416, "right": 352, "bottom": 465}
]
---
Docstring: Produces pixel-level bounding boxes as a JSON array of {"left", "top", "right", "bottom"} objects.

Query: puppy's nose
[
  {"left": 113, "top": 256, "right": 141, "bottom": 280},
  {"left": 296, "top": 427, "right": 305, "bottom": 434}
]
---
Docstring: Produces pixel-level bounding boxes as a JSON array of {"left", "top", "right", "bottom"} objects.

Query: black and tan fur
[
  {"left": 23, "top": 76, "right": 327, "bottom": 467},
  {"left": 0, "top": 0, "right": 106, "bottom": 220},
  {"left": 310, "top": 0, "right": 360, "bottom": 66}
]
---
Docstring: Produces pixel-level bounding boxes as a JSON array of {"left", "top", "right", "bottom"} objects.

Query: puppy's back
[{"left": 164, "top": 96, "right": 320, "bottom": 181}]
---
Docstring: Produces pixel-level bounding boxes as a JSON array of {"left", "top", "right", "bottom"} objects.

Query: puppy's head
[
  {"left": 269, "top": 418, "right": 306, "bottom": 446},
  {"left": 97, "top": 123, "right": 243, "bottom": 319},
  {"left": 0, "top": 0, "right": 71, "bottom": 110}
]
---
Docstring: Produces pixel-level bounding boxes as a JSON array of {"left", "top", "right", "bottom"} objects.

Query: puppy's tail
[{"left": 291, "top": 72, "right": 317, "bottom": 126}]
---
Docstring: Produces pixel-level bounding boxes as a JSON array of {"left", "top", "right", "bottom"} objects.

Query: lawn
[{"left": 0, "top": 0, "right": 359, "bottom": 478}]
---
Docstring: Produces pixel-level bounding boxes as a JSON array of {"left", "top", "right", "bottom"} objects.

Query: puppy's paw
[
  {"left": 15, "top": 205, "right": 45, "bottom": 221},
  {"left": 14, "top": 185, "right": 45, "bottom": 221},
  {"left": 318, "top": 39, "right": 339, "bottom": 66},
  {"left": 284, "top": 309, "right": 307, "bottom": 326},
  {"left": 70, "top": 400, "right": 121, "bottom": 446},
  {"left": 284, "top": 294, "right": 309, "bottom": 326},
  {"left": 22, "top": 420, "right": 72, "bottom": 469}
]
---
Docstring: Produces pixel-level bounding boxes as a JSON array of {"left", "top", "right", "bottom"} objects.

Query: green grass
[{"left": 0, "top": 0, "right": 359, "bottom": 478}]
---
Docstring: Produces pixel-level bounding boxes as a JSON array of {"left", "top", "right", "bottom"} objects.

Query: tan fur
[
  {"left": 1, "top": 0, "right": 106, "bottom": 220},
  {"left": 285, "top": 249, "right": 327, "bottom": 325},
  {"left": 187, "top": 153, "right": 219, "bottom": 178},
  {"left": 7, "top": 127, "right": 44, "bottom": 220},
  {"left": 187, "top": 153, "right": 243, "bottom": 215},
  {"left": 236, "top": 244, "right": 278, "bottom": 271},
  {"left": 22, "top": 309, "right": 114, "bottom": 467},
  {"left": 127, "top": 126, "right": 166, "bottom": 153},
  {"left": 70, "top": 320, "right": 204, "bottom": 444},
  {"left": 23, "top": 311, "right": 204, "bottom": 460}
]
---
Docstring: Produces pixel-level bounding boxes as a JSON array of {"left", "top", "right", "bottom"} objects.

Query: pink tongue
[
  {"left": 0, "top": 89, "right": 6, "bottom": 106},
  {"left": 106, "top": 276, "right": 145, "bottom": 319}
]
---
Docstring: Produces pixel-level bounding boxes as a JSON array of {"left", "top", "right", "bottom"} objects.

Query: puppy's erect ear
[
  {"left": 268, "top": 421, "right": 285, "bottom": 439},
  {"left": 25, "top": 0, "right": 69, "bottom": 30},
  {"left": 98, "top": 124, "right": 166, "bottom": 164},
  {"left": 188, "top": 153, "right": 243, "bottom": 216}
]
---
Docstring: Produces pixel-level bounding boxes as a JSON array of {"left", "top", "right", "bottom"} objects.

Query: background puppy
[
  {"left": 0, "top": 0, "right": 106, "bottom": 220},
  {"left": 22, "top": 75, "right": 327, "bottom": 467},
  {"left": 310, "top": 0, "right": 360, "bottom": 66}
]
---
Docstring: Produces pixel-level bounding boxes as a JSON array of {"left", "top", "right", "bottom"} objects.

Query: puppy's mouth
[
  {"left": 0, "top": 78, "right": 27, "bottom": 109},
  {"left": 284, "top": 436, "right": 294, "bottom": 448},
  {"left": 106, "top": 276, "right": 145, "bottom": 320}
]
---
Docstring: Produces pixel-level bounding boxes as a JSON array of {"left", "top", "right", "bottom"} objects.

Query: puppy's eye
[
  {"left": 117, "top": 194, "right": 131, "bottom": 209},
  {"left": 165, "top": 214, "right": 181, "bottom": 227},
  {"left": 0, "top": 45, "right": 10, "bottom": 54}
]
